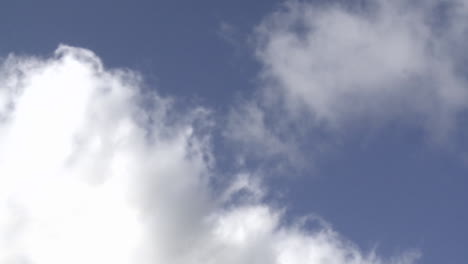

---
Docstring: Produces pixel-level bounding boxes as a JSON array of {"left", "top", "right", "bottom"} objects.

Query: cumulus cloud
[
  {"left": 0, "top": 45, "right": 418, "bottom": 264},
  {"left": 0, "top": 45, "right": 213, "bottom": 264}
]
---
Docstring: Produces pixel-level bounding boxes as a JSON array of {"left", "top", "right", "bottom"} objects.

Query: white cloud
[
  {"left": 254, "top": 0, "right": 468, "bottom": 134},
  {"left": 225, "top": 0, "right": 468, "bottom": 167},
  {"left": 0, "top": 45, "right": 418, "bottom": 264}
]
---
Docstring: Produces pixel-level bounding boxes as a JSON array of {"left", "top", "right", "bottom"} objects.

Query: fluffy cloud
[
  {"left": 226, "top": 0, "right": 468, "bottom": 166},
  {"left": 252, "top": 0, "right": 468, "bottom": 133},
  {"left": 0, "top": 45, "right": 418, "bottom": 263}
]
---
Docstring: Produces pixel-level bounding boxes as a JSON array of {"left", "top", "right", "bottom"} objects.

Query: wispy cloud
[
  {"left": 226, "top": 0, "right": 468, "bottom": 169},
  {"left": 255, "top": 0, "right": 468, "bottom": 128}
]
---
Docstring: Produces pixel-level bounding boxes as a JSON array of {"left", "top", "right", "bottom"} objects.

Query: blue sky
[
  {"left": 0, "top": 1, "right": 467, "bottom": 263},
  {"left": 0, "top": 0, "right": 278, "bottom": 104}
]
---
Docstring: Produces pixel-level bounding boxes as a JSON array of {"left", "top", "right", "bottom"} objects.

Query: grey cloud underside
[{"left": 0, "top": 43, "right": 420, "bottom": 264}]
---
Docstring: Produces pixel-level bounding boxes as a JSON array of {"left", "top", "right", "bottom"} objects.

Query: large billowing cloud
[{"left": 0, "top": 45, "right": 418, "bottom": 263}]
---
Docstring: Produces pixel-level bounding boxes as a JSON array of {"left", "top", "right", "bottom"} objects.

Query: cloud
[
  {"left": 251, "top": 0, "right": 468, "bottom": 134},
  {"left": 0, "top": 45, "right": 418, "bottom": 264},
  {"left": 225, "top": 0, "right": 468, "bottom": 168},
  {"left": 225, "top": 101, "right": 304, "bottom": 168}
]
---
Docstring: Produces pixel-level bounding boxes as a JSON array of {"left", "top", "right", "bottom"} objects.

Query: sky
[{"left": 0, "top": 0, "right": 467, "bottom": 263}]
